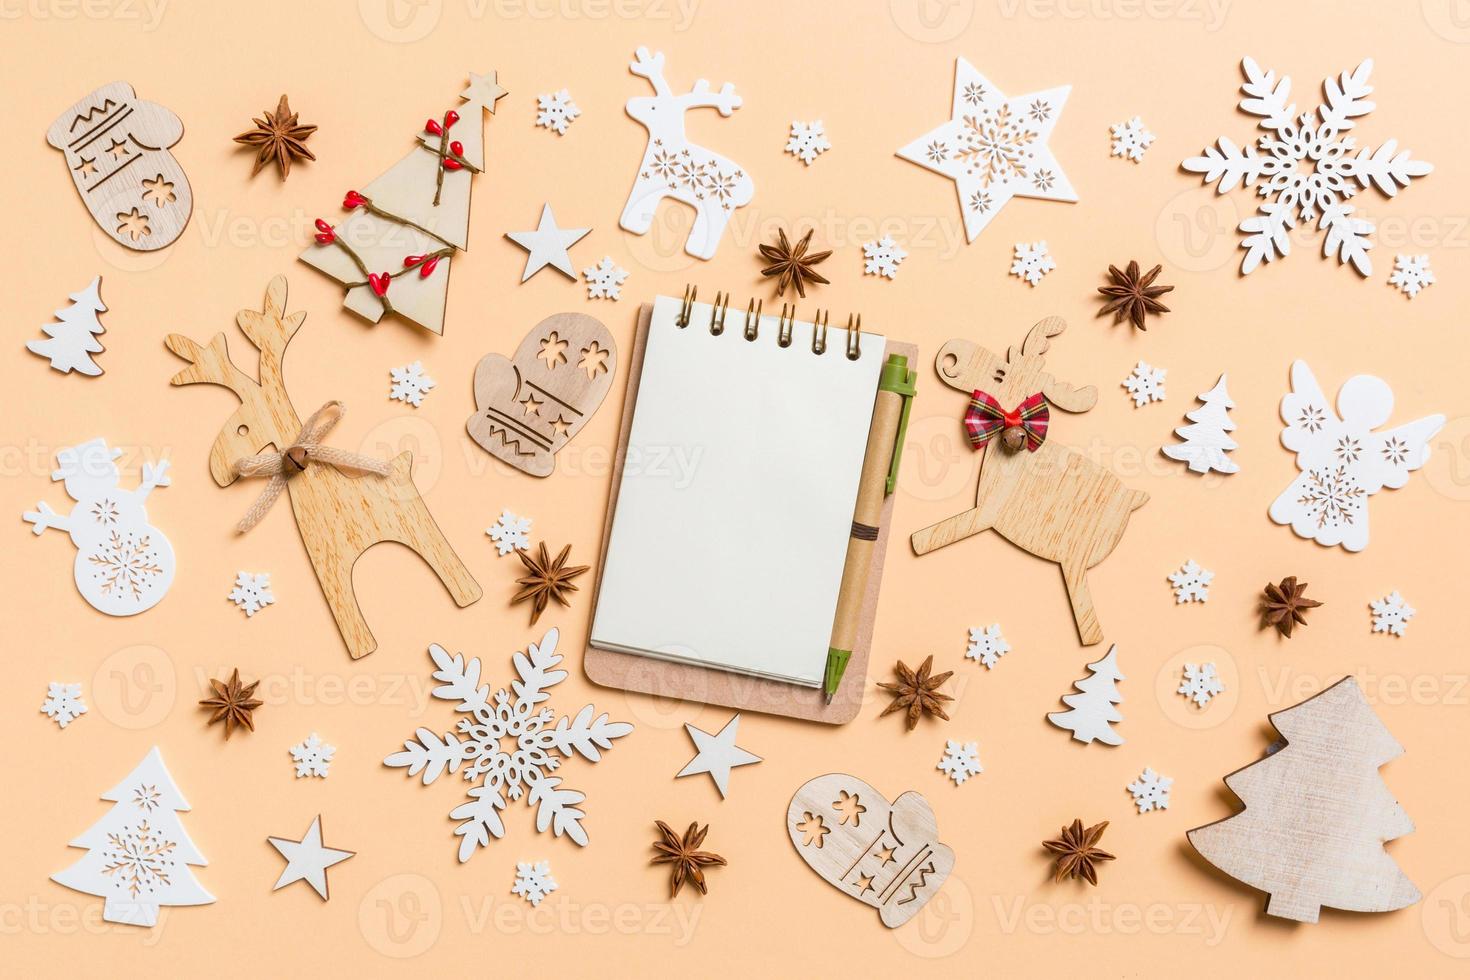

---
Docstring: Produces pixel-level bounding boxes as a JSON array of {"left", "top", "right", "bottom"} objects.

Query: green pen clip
[{"left": 880, "top": 354, "right": 917, "bottom": 495}]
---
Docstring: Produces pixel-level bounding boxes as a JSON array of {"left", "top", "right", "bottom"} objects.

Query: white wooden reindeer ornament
[
  {"left": 911, "top": 318, "right": 1148, "bottom": 645},
  {"left": 621, "top": 47, "right": 753, "bottom": 260}
]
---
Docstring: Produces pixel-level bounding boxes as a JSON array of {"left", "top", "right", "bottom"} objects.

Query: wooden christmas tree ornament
[
  {"left": 910, "top": 317, "right": 1148, "bottom": 644},
  {"left": 165, "top": 276, "right": 481, "bottom": 660},
  {"left": 1187, "top": 676, "right": 1421, "bottom": 923}
]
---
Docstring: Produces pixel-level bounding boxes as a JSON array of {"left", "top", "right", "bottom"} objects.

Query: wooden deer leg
[
  {"left": 307, "top": 543, "right": 378, "bottom": 660},
  {"left": 911, "top": 507, "right": 991, "bottom": 555},
  {"left": 383, "top": 452, "right": 483, "bottom": 608},
  {"left": 1060, "top": 562, "right": 1103, "bottom": 646}
]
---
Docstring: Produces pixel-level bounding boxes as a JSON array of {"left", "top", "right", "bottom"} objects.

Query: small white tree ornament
[
  {"left": 1047, "top": 645, "right": 1125, "bottom": 745},
  {"left": 1163, "top": 373, "right": 1239, "bottom": 474},
  {"left": 51, "top": 747, "right": 213, "bottom": 927},
  {"left": 28, "top": 276, "right": 107, "bottom": 376}
]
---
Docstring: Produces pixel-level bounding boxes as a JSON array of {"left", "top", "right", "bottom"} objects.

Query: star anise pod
[
  {"left": 233, "top": 94, "right": 318, "bottom": 180},
  {"left": 651, "top": 820, "right": 727, "bottom": 897},
  {"left": 198, "top": 668, "right": 263, "bottom": 739},
  {"left": 1043, "top": 818, "right": 1115, "bottom": 885},
  {"left": 1262, "top": 576, "right": 1322, "bottom": 637},
  {"left": 758, "top": 227, "right": 831, "bottom": 298},
  {"left": 1097, "top": 260, "right": 1173, "bottom": 331},
  {"left": 877, "top": 655, "right": 953, "bottom": 731},
  {"left": 513, "top": 542, "right": 589, "bottom": 625}
]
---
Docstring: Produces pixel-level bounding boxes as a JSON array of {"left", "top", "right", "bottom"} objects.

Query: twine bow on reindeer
[{"left": 232, "top": 401, "right": 391, "bottom": 532}]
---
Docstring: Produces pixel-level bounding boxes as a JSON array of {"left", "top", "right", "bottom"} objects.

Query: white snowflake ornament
[
  {"left": 937, "top": 740, "right": 982, "bottom": 785},
  {"left": 1388, "top": 254, "right": 1434, "bottom": 299},
  {"left": 1370, "top": 591, "right": 1415, "bottom": 637},
  {"left": 1128, "top": 768, "right": 1173, "bottom": 813},
  {"left": 786, "top": 120, "right": 830, "bottom": 165},
  {"left": 536, "top": 90, "right": 581, "bottom": 135},
  {"left": 1123, "top": 361, "right": 1167, "bottom": 407},
  {"left": 486, "top": 509, "right": 532, "bottom": 556},
  {"left": 583, "top": 257, "right": 628, "bottom": 300},
  {"left": 1178, "top": 662, "right": 1224, "bottom": 708},
  {"left": 1110, "top": 116, "right": 1154, "bottom": 162},
  {"left": 862, "top": 236, "right": 907, "bottom": 279},
  {"left": 42, "top": 682, "right": 88, "bottom": 728},
  {"left": 228, "top": 571, "right": 274, "bottom": 617},
  {"left": 290, "top": 733, "right": 336, "bottom": 778},
  {"left": 389, "top": 361, "right": 436, "bottom": 408},
  {"left": 512, "top": 860, "right": 558, "bottom": 906},
  {"left": 1184, "top": 58, "right": 1432, "bottom": 276},
  {"left": 386, "top": 629, "right": 633, "bottom": 862},
  {"left": 965, "top": 624, "right": 1011, "bottom": 668},
  {"left": 1169, "top": 560, "right": 1214, "bottom": 603},
  {"left": 1010, "top": 241, "right": 1055, "bottom": 286}
]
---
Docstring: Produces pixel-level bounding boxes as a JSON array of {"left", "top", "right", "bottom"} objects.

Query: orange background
[{"left": 5, "top": 0, "right": 1470, "bottom": 975}]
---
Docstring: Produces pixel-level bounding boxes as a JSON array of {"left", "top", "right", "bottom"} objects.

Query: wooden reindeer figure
[
  {"left": 620, "top": 46, "right": 754, "bottom": 260},
  {"left": 911, "top": 317, "right": 1148, "bottom": 645},
  {"left": 164, "top": 276, "right": 481, "bottom": 659}
]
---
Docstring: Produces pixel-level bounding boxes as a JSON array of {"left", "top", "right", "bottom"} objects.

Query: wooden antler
[
  {"left": 234, "top": 274, "right": 303, "bottom": 393},
  {"left": 629, "top": 47, "right": 670, "bottom": 96},
  {"left": 164, "top": 332, "right": 258, "bottom": 400},
  {"left": 1021, "top": 315, "right": 1067, "bottom": 359},
  {"left": 684, "top": 79, "right": 741, "bottom": 116}
]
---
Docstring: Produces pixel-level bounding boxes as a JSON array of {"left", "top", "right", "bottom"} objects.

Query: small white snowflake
[
  {"left": 785, "top": 120, "right": 831, "bottom": 165},
  {"left": 512, "top": 860, "right": 559, "bottom": 906},
  {"left": 1123, "top": 360, "right": 1167, "bottom": 407},
  {"left": 1388, "top": 254, "right": 1434, "bottom": 299},
  {"left": 486, "top": 509, "right": 532, "bottom": 557},
  {"left": 583, "top": 257, "right": 628, "bottom": 300},
  {"left": 290, "top": 732, "right": 336, "bottom": 778},
  {"left": 1010, "top": 241, "right": 1056, "bottom": 286},
  {"left": 535, "top": 89, "right": 581, "bottom": 135},
  {"left": 1168, "top": 560, "right": 1214, "bottom": 603},
  {"left": 389, "top": 361, "right": 436, "bottom": 408},
  {"left": 228, "top": 571, "right": 275, "bottom": 617},
  {"left": 862, "top": 236, "right": 907, "bottom": 280},
  {"left": 1110, "top": 116, "right": 1155, "bottom": 162},
  {"left": 965, "top": 624, "right": 1011, "bottom": 669},
  {"left": 1370, "top": 591, "right": 1415, "bottom": 637},
  {"left": 937, "top": 740, "right": 982, "bottom": 785},
  {"left": 1128, "top": 768, "right": 1173, "bottom": 813},
  {"left": 1178, "top": 662, "right": 1224, "bottom": 708},
  {"left": 41, "top": 682, "right": 87, "bottom": 728}
]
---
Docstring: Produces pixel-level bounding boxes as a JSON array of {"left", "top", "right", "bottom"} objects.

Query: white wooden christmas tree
[
  {"left": 51, "top": 747, "right": 213, "bottom": 927},
  {"left": 1163, "top": 373, "right": 1239, "bottom": 474},
  {"left": 1047, "top": 645, "right": 1124, "bottom": 745},
  {"left": 27, "top": 276, "right": 106, "bottom": 376},
  {"left": 1188, "top": 677, "right": 1420, "bottom": 923}
]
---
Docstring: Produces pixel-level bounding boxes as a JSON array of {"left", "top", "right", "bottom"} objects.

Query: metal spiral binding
[
  {"left": 845, "top": 313, "right": 862, "bottom": 360},
  {"left": 744, "top": 298, "right": 762, "bottom": 341},
  {"left": 677, "top": 285, "right": 862, "bottom": 359},
  {"left": 677, "top": 284, "right": 697, "bottom": 327},
  {"left": 778, "top": 303, "right": 796, "bottom": 348},
  {"left": 709, "top": 291, "right": 729, "bottom": 335},
  {"left": 811, "top": 309, "right": 829, "bottom": 355}
]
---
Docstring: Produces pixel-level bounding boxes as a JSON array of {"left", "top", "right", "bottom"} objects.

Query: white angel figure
[{"left": 1269, "top": 361, "right": 1444, "bottom": 551}]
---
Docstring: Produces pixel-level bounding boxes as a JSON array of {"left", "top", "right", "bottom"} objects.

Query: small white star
[
  {"left": 674, "top": 714, "right": 762, "bottom": 799},
  {"left": 505, "top": 203, "right": 591, "bottom": 282},
  {"left": 267, "top": 816, "right": 355, "bottom": 901}
]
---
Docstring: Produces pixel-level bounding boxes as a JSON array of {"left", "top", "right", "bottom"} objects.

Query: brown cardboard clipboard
[{"left": 582, "top": 300, "right": 915, "bottom": 725}]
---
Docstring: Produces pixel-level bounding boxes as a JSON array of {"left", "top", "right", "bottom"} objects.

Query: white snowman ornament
[{"left": 24, "top": 439, "right": 176, "bottom": 616}]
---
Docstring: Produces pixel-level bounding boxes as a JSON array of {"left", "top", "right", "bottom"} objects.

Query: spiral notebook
[{"left": 589, "top": 292, "right": 889, "bottom": 691}]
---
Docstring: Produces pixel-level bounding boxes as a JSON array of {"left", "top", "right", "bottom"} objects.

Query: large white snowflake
[
  {"left": 290, "top": 732, "right": 336, "bottom": 778},
  {"left": 1110, "top": 116, "right": 1154, "bottom": 162},
  {"left": 1128, "top": 768, "right": 1173, "bottom": 813},
  {"left": 228, "top": 571, "right": 274, "bottom": 617},
  {"left": 486, "top": 509, "right": 532, "bottom": 557},
  {"left": 1388, "top": 254, "right": 1434, "bottom": 299},
  {"left": 1184, "top": 58, "right": 1432, "bottom": 276},
  {"left": 41, "top": 681, "right": 88, "bottom": 728},
  {"left": 390, "top": 361, "right": 436, "bottom": 408},
  {"left": 1123, "top": 360, "right": 1167, "bottom": 407},
  {"left": 512, "top": 860, "right": 558, "bottom": 906},
  {"left": 785, "top": 120, "right": 830, "bottom": 165},
  {"left": 583, "top": 257, "right": 628, "bottom": 300},
  {"left": 862, "top": 236, "right": 907, "bottom": 279},
  {"left": 386, "top": 628, "right": 633, "bottom": 862},
  {"left": 1370, "top": 590, "right": 1415, "bottom": 637},
  {"left": 965, "top": 623, "right": 1011, "bottom": 669},
  {"left": 1178, "top": 662, "right": 1224, "bottom": 708},
  {"left": 937, "top": 740, "right": 982, "bottom": 785},
  {"left": 536, "top": 90, "right": 581, "bottom": 135},
  {"left": 1168, "top": 559, "right": 1214, "bottom": 603},
  {"left": 1010, "top": 241, "right": 1055, "bottom": 286}
]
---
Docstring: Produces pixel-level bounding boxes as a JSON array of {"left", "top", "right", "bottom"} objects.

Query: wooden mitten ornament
[
  {"left": 786, "top": 773, "right": 954, "bottom": 928},
  {"left": 165, "top": 276, "right": 481, "bottom": 660},
  {"left": 48, "top": 82, "right": 192, "bottom": 251},
  {"left": 467, "top": 313, "right": 616, "bottom": 477},
  {"left": 910, "top": 317, "right": 1148, "bottom": 644},
  {"left": 1188, "top": 676, "right": 1420, "bottom": 923}
]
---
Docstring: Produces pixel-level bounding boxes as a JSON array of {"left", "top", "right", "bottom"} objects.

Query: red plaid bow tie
[{"left": 964, "top": 390, "right": 1049, "bottom": 452}]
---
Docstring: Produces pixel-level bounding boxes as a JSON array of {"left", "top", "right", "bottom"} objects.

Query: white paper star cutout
[
  {"left": 462, "top": 70, "right": 509, "bottom": 113},
  {"left": 674, "top": 714, "right": 761, "bottom": 799},
  {"left": 267, "top": 815, "right": 355, "bottom": 901},
  {"left": 896, "top": 58, "right": 1077, "bottom": 242},
  {"left": 505, "top": 204, "right": 591, "bottom": 282}
]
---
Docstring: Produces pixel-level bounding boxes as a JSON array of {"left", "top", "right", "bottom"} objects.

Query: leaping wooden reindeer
[
  {"left": 620, "top": 46, "right": 754, "bottom": 260},
  {"left": 165, "top": 276, "right": 481, "bottom": 659},
  {"left": 911, "top": 317, "right": 1148, "bottom": 645}
]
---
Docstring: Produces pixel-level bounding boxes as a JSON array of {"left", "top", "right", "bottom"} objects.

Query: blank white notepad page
[{"left": 591, "top": 295, "right": 885, "bottom": 686}]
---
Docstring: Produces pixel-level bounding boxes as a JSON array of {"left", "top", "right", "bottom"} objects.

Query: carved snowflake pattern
[
  {"left": 86, "top": 530, "right": 165, "bottom": 601},
  {"left": 958, "top": 105, "right": 1038, "bottom": 187},
  {"left": 102, "top": 820, "right": 178, "bottom": 898},
  {"left": 1297, "top": 465, "right": 1367, "bottom": 530}
]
